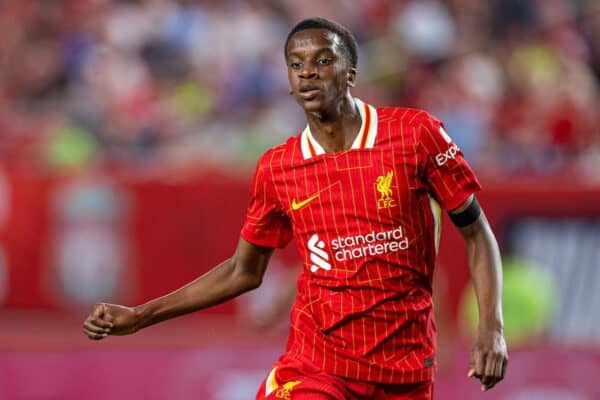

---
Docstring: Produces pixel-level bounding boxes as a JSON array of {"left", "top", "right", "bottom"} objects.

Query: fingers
[
  {"left": 467, "top": 353, "right": 475, "bottom": 378},
  {"left": 489, "top": 357, "right": 505, "bottom": 388},
  {"left": 83, "top": 317, "right": 110, "bottom": 340},
  {"left": 469, "top": 331, "right": 508, "bottom": 391},
  {"left": 488, "top": 354, "right": 508, "bottom": 390},
  {"left": 91, "top": 303, "right": 106, "bottom": 319},
  {"left": 83, "top": 323, "right": 108, "bottom": 340},
  {"left": 469, "top": 350, "right": 508, "bottom": 391},
  {"left": 469, "top": 349, "right": 485, "bottom": 379},
  {"left": 480, "top": 352, "right": 508, "bottom": 391},
  {"left": 91, "top": 304, "right": 113, "bottom": 327},
  {"left": 83, "top": 303, "right": 114, "bottom": 341},
  {"left": 481, "top": 352, "right": 495, "bottom": 389},
  {"left": 501, "top": 355, "right": 508, "bottom": 379},
  {"left": 83, "top": 319, "right": 106, "bottom": 335}
]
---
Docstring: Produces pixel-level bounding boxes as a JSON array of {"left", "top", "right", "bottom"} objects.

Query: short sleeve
[
  {"left": 418, "top": 113, "right": 482, "bottom": 211},
  {"left": 241, "top": 154, "right": 293, "bottom": 248}
]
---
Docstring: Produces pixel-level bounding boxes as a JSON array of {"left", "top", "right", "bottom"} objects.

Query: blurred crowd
[{"left": 0, "top": 0, "right": 598, "bottom": 178}]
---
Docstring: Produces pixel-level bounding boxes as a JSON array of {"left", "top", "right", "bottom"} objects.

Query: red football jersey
[{"left": 241, "top": 99, "right": 481, "bottom": 384}]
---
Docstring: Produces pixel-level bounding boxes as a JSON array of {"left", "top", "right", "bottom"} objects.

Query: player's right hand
[{"left": 83, "top": 302, "right": 139, "bottom": 340}]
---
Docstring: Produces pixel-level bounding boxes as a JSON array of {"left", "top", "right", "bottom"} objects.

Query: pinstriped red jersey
[{"left": 241, "top": 99, "right": 481, "bottom": 384}]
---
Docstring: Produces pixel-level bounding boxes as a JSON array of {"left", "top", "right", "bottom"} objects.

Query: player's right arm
[
  {"left": 84, "top": 150, "right": 291, "bottom": 340},
  {"left": 82, "top": 237, "right": 274, "bottom": 340}
]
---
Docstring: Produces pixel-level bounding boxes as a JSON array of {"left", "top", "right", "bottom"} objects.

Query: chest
[{"left": 274, "top": 148, "right": 422, "bottom": 226}]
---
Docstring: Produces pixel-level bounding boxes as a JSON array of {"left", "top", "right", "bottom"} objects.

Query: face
[{"left": 286, "top": 28, "right": 356, "bottom": 114}]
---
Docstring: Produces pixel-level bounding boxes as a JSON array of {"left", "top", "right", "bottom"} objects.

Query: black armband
[{"left": 449, "top": 197, "right": 481, "bottom": 227}]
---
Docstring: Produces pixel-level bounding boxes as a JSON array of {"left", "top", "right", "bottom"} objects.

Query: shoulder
[
  {"left": 255, "top": 133, "right": 303, "bottom": 170},
  {"left": 377, "top": 106, "right": 440, "bottom": 129},
  {"left": 375, "top": 107, "right": 442, "bottom": 148}
]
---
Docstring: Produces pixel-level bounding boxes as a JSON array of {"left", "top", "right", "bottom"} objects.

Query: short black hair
[{"left": 285, "top": 17, "right": 358, "bottom": 68}]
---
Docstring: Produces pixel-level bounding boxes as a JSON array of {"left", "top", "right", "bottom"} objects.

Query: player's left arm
[
  {"left": 416, "top": 112, "right": 508, "bottom": 389},
  {"left": 450, "top": 194, "right": 508, "bottom": 392}
]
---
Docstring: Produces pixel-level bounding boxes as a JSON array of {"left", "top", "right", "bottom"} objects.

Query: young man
[{"left": 83, "top": 18, "right": 507, "bottom": 399}]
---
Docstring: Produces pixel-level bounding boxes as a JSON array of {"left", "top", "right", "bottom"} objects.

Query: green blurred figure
[{"left": 460, "top": 256, "right": 557, "bottom": 346}]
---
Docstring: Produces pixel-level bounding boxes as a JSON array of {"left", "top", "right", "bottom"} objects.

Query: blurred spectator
[{"left": 0, "top": 0, "right": 597, "bottom": 179}]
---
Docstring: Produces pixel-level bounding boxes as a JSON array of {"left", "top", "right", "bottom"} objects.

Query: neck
[{"left": 306, "top": 94, "right": 362, "bottom": 152}]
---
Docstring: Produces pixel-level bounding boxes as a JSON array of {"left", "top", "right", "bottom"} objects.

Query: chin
[{"left": 298, "top": 98, "right": 326, "bottom": 115}]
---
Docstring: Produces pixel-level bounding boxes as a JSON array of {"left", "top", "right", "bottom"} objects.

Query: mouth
[{"left": 298, "top": 86, "right": 320, "bottom": 100}]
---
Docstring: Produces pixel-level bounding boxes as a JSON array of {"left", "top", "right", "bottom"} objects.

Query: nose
[{"left": 299, "top": 62, "right": 317, "bottom": 79}]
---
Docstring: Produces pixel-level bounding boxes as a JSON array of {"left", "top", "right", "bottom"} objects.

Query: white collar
[{"left": 300, "top": 98, "right": 378, "bottom": 159}]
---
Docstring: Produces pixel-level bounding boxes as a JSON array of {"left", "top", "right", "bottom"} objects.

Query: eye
[
  {"left": 317, "top": 58, "right": 332, "bottom": 66},
  {"left": 290, "top": 61, "right": 302, "bottom": 69}
]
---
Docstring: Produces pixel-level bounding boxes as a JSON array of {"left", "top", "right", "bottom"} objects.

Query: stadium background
[{"left": 0, "top": 0, "right": 598, "bottom": 398}]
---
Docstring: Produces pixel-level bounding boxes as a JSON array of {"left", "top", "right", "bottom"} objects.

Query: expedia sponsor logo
[{"left": 435, "top": 144, "right": 459, "bottom": 166}]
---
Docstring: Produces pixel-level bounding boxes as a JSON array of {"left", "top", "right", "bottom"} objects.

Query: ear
[{"left": 346, "top": 67, "right": 357, "bottom": 88}]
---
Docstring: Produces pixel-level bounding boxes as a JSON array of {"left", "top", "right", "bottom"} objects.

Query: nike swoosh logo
[{"left": 292, "top": 193, "right": 320, "bottom": 211}]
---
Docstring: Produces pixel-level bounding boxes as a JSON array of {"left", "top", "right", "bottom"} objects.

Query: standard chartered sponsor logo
[
  {"left": 307, "top": 226, "right": 409, "bottom": 272},
  {"left": 332, "top": 226, "right": 409, "bottom": 262},
  {"left": 308, "top": 234, "right": 331, "bottom": 273}
]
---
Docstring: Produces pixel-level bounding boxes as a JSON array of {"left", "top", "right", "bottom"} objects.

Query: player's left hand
[{"left": 468, "top": 327, "right": 508, "bottom": 391}]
